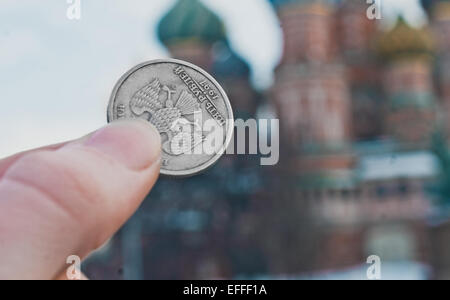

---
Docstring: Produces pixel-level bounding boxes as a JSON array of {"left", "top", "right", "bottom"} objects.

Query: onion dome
[
  {"left": 377, "top": 17, "right": 434, "bottom": 63},
  {"left": 157, "top": 0, "right": 226, "bottom": 46}
]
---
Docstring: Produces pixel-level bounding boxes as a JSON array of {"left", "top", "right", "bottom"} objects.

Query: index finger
[{"left": 0, "top": 120, "right": 161, "bottom": 279}]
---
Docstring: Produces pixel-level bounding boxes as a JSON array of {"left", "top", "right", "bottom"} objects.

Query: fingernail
[{"left": 84, "top": 119, "right": 161, "bottom": 170}]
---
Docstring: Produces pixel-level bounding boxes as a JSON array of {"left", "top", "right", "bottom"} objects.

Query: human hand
[{"left": 0, "top": 120, "right": 161, "bottom": 279}]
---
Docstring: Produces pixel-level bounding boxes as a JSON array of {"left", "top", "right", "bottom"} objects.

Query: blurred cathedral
[{"left": 84, "top": 0, "right": 450, "bottom": 279}]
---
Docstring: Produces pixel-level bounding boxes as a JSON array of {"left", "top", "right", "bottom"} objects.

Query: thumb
[{"left": 0, "top": 119, "right": 161, "bottom": 279}]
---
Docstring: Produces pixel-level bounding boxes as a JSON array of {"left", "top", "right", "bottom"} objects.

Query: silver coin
[{"left": 108, "top": 59, "right": 234, "bottom": 177}]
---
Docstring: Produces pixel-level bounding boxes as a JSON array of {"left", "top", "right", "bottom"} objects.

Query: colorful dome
[
  {"left": 157, "top": 0, "right": 226, "bottom": 46},
  {"left": 377, "top": 17, "right": 434, "bottom": 62}
]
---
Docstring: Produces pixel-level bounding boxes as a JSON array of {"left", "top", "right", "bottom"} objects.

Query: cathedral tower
[
  {"left": 377, "top": 17, "right": 436, "bottom": 144},
  {"left": 270, "top": 0, "right": 354, "bottom": 187}
]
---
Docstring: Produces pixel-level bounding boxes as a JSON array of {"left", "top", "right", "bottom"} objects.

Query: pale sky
[{"left": 0, "top": 0, "right": 427, "bottom": 158}]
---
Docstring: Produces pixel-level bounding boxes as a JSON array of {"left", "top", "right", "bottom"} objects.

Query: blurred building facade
[
  {"left": 269, "top": 0, "right": 446, "bottom": 278},
  {"left": 84, "top": 0, "right": 450, "bottom": 279}
]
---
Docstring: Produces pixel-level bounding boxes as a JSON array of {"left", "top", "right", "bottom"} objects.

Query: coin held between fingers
[{"left": 108, "top": 59, "right": 234, "bottom": 177}]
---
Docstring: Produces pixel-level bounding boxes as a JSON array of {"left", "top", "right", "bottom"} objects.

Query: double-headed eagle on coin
[{"left": 130, "top": 78, "right": 205, "bottom": 156}]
